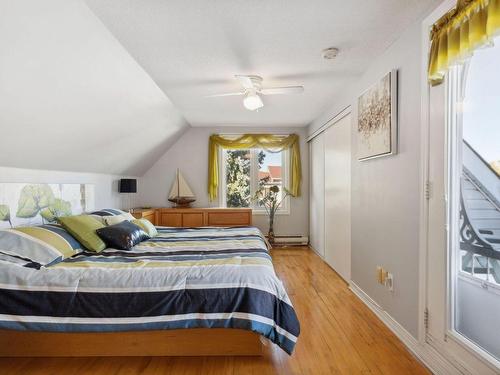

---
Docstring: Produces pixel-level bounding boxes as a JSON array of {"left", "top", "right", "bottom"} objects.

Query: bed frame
[{"left": 0, "top": 328, "right": 264, "bottom": 357}]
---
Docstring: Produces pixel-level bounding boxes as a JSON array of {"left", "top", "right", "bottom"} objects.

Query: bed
[{"left": 0, "top": 226, "right": 300, "bottom": 356}]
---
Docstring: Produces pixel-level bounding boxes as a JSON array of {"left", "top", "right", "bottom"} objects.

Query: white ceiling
[
  {"left": 85, "top": 0, "right": 440, "bottom": 127},
  {"left": 0, "top": 0, "right": 188, "bottom": 176}
]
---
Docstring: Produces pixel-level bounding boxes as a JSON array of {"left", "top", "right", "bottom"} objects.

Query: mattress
[{"left": 0, "top": 226, "right": 300, "bottom": 354}]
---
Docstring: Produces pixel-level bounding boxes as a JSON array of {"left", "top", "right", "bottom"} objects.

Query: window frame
[
  {"left": 452, "top": 61, "right": 500, "bottom": 286},
  {"left": 218, "top": 140, "right": 290, "bottom": 215},
  {"left": 446, "top": 63, "right": 500, "bottom": 368}
]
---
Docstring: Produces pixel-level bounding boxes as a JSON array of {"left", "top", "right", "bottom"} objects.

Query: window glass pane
[
  {"left": 472, "top": 255, "right": 488, "bottom": 281},
  {"left": 488, "top": 259, "right": 500, "bottom": 286},
  {"left": 462, "top": 46, "right": 500, "bottom": 176},
  {"left": 225, "top": 149, "right": 251, "bottom": 207},
  {"left": 460, "top": 250, "right": 472, "bottom": 275},
  {"left": 257, "top": 149, "right": 284, "bottom": 207},
  {"left": 452, "top": 38, "right": 500, "bottom": 361},
  {"left": 222, "top": 145, "right": 288, "bottom": 210}
]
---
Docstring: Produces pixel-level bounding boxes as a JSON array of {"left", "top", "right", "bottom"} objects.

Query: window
[
  {"left": 446, "top": 39, "right": 500, "bottom": 363},
  {"left": 220, "top": 147, "right": 289, "bottom": 213}
]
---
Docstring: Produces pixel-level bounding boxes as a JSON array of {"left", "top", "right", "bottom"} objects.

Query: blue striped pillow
[
  {"left": 89, "top": 208, "right": 128, "bottom": 224},
  {"left": 90, "top": 208, "right": 126, "bottom": 217},
  {"left": 0, "top": 224, "right": 83, "bottom": 267}
]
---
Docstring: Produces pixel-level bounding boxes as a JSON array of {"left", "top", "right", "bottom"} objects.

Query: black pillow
[{"left": 95, "top": 221, "right": 150, "bottom": 250}]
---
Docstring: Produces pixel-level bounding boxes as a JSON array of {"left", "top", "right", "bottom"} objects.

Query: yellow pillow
[
  {"left": 132, "top": 219, "right": 158, "bottom": 237},
  {"left": 58, "top": 215, "right": 106, "bottom": 252}
]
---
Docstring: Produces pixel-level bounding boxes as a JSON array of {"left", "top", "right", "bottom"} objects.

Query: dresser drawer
[
  {"left": 159, "top": 213, "right": 183, "bottom": 227},
  {"left": 182, "top": 213, "right": 204, "bottom": 227},
  {"left": 207, "top": 211, "right": 252, "bottom": 226}
]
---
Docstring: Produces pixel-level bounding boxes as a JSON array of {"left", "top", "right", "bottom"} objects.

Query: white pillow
[
  {"left": 123, "top": 212, "right": 136, "bottom": 221},
  {"left": 104, "top": 214, "right": 130, "bottom": 226}
]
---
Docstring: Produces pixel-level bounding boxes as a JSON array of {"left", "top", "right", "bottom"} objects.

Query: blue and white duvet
[{"left": 0, "top": 226, "right": 300, "bottom": 354}]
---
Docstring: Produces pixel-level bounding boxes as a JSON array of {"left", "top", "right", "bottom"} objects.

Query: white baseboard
[
  {"left": 349, "top": 282, "right": 461, "bottom": 374},
  {"left": 308, "top": 244, "right": 324, "bottom": 259}
]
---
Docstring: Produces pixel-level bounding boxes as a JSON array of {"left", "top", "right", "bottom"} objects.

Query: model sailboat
[{"left": 168, "top": 169, "right": 196, "bottom": 207}]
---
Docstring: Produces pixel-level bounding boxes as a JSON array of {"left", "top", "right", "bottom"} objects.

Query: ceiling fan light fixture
[{"left": 243, "top": 92, "right": 264, "bottom": 111}]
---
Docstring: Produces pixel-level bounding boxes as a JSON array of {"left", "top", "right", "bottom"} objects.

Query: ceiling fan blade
[
  {"left": 260, "top": 86, "right": 304, "bottom": 95},
  {"left": 205, "top": 92, "right": 244, "bottom": 98},
  {"left": 235, "top": 75, "right": 257, "bottom": 90}
]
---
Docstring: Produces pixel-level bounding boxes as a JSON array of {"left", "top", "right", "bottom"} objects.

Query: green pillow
[
  {"left": 58, "top": 215, "right": 106, "bottom": 252},
  {"left": 132, "top": 219, "right": 158, "bottom": 237}
]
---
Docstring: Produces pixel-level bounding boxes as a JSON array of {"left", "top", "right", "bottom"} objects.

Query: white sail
[{"left": 169, "top": 169, "right": 195, "bottom": 198}]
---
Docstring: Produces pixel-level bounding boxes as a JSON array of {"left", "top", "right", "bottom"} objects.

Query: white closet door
[
  {"left": 309, "top": 133, "right": 325, "bottom": 257},
  {"left": 324, "top": 113, "right": 351, "bottom": 281}
]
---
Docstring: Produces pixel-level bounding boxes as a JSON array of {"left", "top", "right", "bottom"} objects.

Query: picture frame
[{"left": 357, "top": 69, "right": 398, "bottom": 161}]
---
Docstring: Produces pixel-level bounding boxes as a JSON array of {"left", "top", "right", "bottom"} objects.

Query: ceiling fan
[{"left": 206, "top": 75, "right": 304, "bottom": 111}]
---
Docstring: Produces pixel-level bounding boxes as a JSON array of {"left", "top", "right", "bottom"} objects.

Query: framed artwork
[
  {"left": 357, "top": 69, "right": 398, "bottom": 161},
  {"left": 0, "top": 183, "right": 95, "bottom": 229}
]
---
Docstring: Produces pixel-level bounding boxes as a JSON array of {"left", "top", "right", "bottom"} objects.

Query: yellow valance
[
  {"left": 208, "top": 134, "right": 302, "bottom": 201},
  {"left": 428, "top": 0, "right": 500, "bottom": 86}
]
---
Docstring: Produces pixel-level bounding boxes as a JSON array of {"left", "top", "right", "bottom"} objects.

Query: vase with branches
[{"left": 253, "top": 185, "right": 290, "bottom": 245}]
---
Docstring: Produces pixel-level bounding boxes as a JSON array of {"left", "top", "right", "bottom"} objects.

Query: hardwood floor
[{"left": 0, "top": 247, "right": 429, "bottom": 375}]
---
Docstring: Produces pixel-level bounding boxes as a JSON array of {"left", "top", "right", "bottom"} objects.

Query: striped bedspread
[{"left": 0, "top": 226, "right": 300, "bottom": 354}]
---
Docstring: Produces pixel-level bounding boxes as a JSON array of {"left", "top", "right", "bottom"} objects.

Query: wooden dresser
[
  {"left": 131, "top": 208, "right": 252, "bottom": 227},
  {"left": 156, "top": 208, "right": 252, "bottom": 227}
]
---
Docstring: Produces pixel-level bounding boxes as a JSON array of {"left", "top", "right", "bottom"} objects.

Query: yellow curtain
[
  {"left": 428, "top": 0, "right": 500, "bottom": 86},
  {"left": 208, "top": 134, "right": 302, "bottom": 201}
]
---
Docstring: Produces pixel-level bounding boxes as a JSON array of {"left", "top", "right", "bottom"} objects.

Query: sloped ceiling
[
  {"left": 0, "top": 0, "right": 189, "bottom": 176},
  {"left": 85, "top": 0, "right": 441, "bottom": 127}
]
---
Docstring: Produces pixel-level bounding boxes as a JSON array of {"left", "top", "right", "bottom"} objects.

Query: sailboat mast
[{"left": 177, "top": 168, "right": 180, "bottom": 198}]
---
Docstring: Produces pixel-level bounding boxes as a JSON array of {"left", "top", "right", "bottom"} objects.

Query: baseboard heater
[{"left": 272, "top": 235, "right": 309, "bottom": 246}]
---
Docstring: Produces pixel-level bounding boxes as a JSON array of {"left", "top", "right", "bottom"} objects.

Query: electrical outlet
[
  {"left": 385, "top": 273, "right": 394, "bottom": 292},
  {"left": 377, "top": 266, "right": 394, "bottom": 291}
]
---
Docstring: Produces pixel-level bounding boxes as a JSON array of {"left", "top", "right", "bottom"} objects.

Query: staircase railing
[
  {"left": 460, "top": 193, "right": 500, "bottom": 283},
  {"left": 460, "top": 194, "right": 499, "bottom": 260}
]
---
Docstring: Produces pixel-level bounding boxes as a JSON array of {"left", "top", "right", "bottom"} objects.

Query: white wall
[
  {"left": 309, "top": 19, "right": 424, "bottom": 337},
  {"left": 137, "top": 126, "right": 309, "bottom": 236},
  {"left": 0, "top": 166, "right": 125, "bottom": 210}
]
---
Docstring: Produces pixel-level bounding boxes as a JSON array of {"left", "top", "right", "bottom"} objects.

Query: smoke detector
[{"left": 322, "top": 47, "right": 339, "bottom": 60}]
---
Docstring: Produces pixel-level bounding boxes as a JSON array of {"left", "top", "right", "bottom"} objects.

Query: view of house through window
[
  {"left": 450, "top": 38, "right": 500, "bottom": 361},
  {"left": 223, "top": 148, "right": 287, "bottom": 211},
  {"left": 257, "top": 150, "right": 285, "bottom": 205}
]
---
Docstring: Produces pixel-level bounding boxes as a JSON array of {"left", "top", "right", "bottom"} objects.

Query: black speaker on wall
[{"left": 119, "top": 179, "right": 137, "bottom": 193}]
